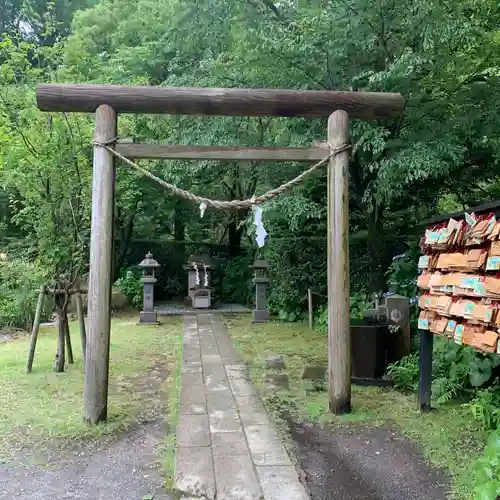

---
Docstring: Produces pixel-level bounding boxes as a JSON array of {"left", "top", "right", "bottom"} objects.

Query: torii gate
[{"left": 36, "top": 84, "right": 404, "bottom": 424}]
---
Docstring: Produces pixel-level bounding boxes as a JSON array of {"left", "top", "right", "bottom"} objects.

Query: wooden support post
[
  {"left": 54, "top": 296, "right": 66, "bottom": 372},
  {"left": 308, "top": 289, "right": 313, "bottom": 330},
  {"left": 327, "top": 110, "right": 351, "bottom": 415},
  {"left": 26, "top": 285, "right": 45, "bottom": 373},
  {"left": 76, "top": 293, "right": 87, "bottom": 364},
  {"left": 64, "top": 313, "right": 74, "bottom": 364},
  {"left": 84, "top": 105, "right": 117, "bottom": 424},
  {"left": 418, "top": 329, "right": 433, "bottom": 412}
]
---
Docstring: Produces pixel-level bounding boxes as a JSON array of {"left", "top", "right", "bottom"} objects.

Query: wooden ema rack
[{"left": 417, "top": 212, "right": 500, "bottom": 355}]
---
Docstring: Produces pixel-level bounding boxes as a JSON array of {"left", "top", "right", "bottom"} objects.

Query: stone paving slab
[
  {"left": 213, "top": 454, "right": 263, "bottom": 500},
  {"left": 175, "top": 446, "right": 215, "bottom": 500},
  {"left": 176, "top": 414, "right": 211, "bottom": 447},
  {"left": 175, "top": 314, "right": 309, "bottom": 500},
  {"left": 256, "top": 466, "right": 309, "bottom": 500}
]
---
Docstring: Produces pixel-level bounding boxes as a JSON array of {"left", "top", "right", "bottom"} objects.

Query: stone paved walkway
[{"left": 175, "top": 314, "right": 309, "bottom": 500}]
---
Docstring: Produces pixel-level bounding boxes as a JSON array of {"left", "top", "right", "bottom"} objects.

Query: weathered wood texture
[
  {"left": 54, "top": 296, "right": 66, "bottom": 373},
  {"left": 84, "top": 105, "right": 117, "bottom": 424},
  {"left": 76, "top": 292, "right": 87, "bottom": 364},
  {"left": 64, "top": 315, "right": 74, "bottom": 364},
  {"left": 115, "top": 143, "right": 329, "bottom": 162},
  {"left": 36, "top": 84, "right": 404, "bottom": 120},
  {"left": 327, "top": 110, "right": 352, "bottom": 415},
  {"left": 26, "top": 285, "right": 45, "bottom": 373},
  {"left": 308, "top": 288, "right": 313, "bottom": 330}
]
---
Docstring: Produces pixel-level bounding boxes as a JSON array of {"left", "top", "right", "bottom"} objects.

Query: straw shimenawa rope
[{"left": 93, "top": 139, "right": 350, "bottom": 210}]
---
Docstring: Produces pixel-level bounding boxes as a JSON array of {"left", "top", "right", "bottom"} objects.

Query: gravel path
[
  {"left": 290, "top": 422, "right": 450, "bottom": 500},
  {"left": 0, "top": 421, "right": 171, "bottom": 500}
]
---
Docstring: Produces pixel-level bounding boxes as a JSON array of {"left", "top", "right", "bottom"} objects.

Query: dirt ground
[
  {"left": 290, "top": 421, "right": 450, "bottom": 500},
  {"left": 0, "top": 354, "right": 173, "bottom": 500},
  {"left": 0, "top": 421, "right": 171, "bottom": 500}
]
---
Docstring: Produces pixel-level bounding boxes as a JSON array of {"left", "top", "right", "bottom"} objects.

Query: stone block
[
  {"left": 180, "top": 402, "right": 207, "bottom": 415},
  {"left": 182, "top": 362, "right": 202, "bottom": 374},
  {"left": 211, "top": 430, "right": 249, "bottom": 456},
  {"left": 245, "top": 425, "right": 292, "bottom": 466},
  {"left": 206, "top": 387, "right": 237, "bottom": 412},
  {"left": 252, "top": 309, "right": 270, "bottom": 323},
  {"left": 265, "top": 355, "right": 286, "bottom": 370},
  {"left": 175, "top": 446, "right": 215, "bottom": 500},
  {"left": 229, "top": 376, "right": 258, "bottom": 397},
  {"left": 265, "top": 373, "right": 290, "bottom": 391},
  {"left": 176, "top": 414, "right": 210, "bottom": 447},
  {"left": 234, "top": 394, "right": 270, "bottom": 426},
  {"left": 209, "top": 408, "right": 242, "bottom": 433},
  {"left": 256, "top": 466, "right": 309, "bottom": 500},
  {"left": 213, "top": 453, "right": 263, "bottom": 500},
  {"left": 139, "top": 311, "right": 158, "bottom": 324},
  {"left": 180, "top": 382, "right": 206, "bottom": 407}
]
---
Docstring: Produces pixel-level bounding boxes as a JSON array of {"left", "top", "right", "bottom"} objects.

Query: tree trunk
[
  {"left": 175, "top": 206, "right": 186, "bottom": 263},
  {"left": 228, "top": 219, "right": 244, "bottom": 257},
  {"left": 366, "top": 212, "right": 391, "bottom": 294}
]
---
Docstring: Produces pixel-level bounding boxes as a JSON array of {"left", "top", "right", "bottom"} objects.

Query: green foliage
[
  {"left": 464, "top": 386, "right": 500, "bottom": 431},
  {"left": 0, "top": 257, "right": 50, "bottom": 329},
  {"left": 114, "top": 269, "right": 142, "bottom": 309},
  {"left": 387, "top": 338, "right": 500, "bottom": 402},
  {"left": 387, "top": 353, "right": 420, "bottom": 392},
  {"left": 474, "top": 429, "right": 500, "bottom": 500},
  {"left": 216, "top": 255, "right": 254, "bottom": 305}
]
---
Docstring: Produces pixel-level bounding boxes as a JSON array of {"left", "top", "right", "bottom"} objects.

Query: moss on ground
[
  {"left": 225, "top": 314, "right": 486, "bottom": 500},
  {"left": 0, "top": 313, "right": 183, "bottom": 455}
]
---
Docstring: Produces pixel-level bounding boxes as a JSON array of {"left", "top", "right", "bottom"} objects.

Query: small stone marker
[
  {"left": 265, "top": 355, "right": 286, "bottom": 370},
  {"left": 302, "top": 365, "right": 327, "bottom": 390},
  {"left": 251, "top": 259, "right": 270, "bottom": 323},
  {"left": 302, "top": 365, "right": 327, "bottom": 381},
  {"left": 138, "top": 251, "right": 160, "bottom": 324},
  {"left": 265, "top": 373, "right": 290, "bottom": 390}
]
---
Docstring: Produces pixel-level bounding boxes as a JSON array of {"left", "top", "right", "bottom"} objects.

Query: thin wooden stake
[
  {"left": 308, "top": 288, "right": 313, "bottom": 330},
  {"left": 327, "top": 110, "right": 351, "bottom": 415},
  {"left": 26, "top": 285, "right": 45, "bottom": 373},
  {"left": 64, "top": 311, "right": 74, "bottom": 364},
  {"left": 84, "top": 104, "right": 117, "bottom": 424},
  {"left": 54, "top": 303, "right": 66, "bottom": 372},
  {"left": 76, "top": 292, "right": 87, "bottom": 364}
]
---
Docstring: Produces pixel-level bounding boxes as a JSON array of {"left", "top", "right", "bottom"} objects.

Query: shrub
[
  {"left": 387, "top": 337, "right": 500, "bottom": 402},
  {"left": 216, "top": 255, "right": 254, "bottom": 305},
  {"left": 387, "top": 353, "right": 420, "bottom": 392},
  {"left": 115, "top": 269, "right": 143, "bottom": 309},
  {"left": 464, "top": 386, "right": 500, "bottom": 431},
  {"left": 0, "top": 257, "right": 50, "bottom": 329},
  {"left": 474, "top": 429, "right": 500, "bottom": 499}
]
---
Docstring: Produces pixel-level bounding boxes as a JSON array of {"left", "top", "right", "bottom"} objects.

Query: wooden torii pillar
[{"left": 36, "top": 84, "right": 404, "bottom": 423}]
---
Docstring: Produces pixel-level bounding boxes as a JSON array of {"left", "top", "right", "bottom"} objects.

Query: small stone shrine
[
  {"left": 251, "top": 258, "right": 270, "bottom": 322},
  {"left": 185, "top": 253, "right": 213, "bottom": 309},
  {"left": 138, "top": 251, "right": 160, "bottom": 323}
]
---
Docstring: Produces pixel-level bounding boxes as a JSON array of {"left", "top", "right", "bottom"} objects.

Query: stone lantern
[
  {"left": 251, "top": 258, "right": 270, "bottom": 323},
  {"left": 138, "top": 251, "right": 160, "bottom": 324},
  {"left": 184, "top": 253, "right": 213, "bottom": 309}
]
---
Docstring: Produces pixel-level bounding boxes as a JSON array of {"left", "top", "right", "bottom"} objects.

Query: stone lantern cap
[
  {"left": 252, "top": 259, "right": 269, "bottom": 269},
  {"left": 138, "top": 251, "right": 160, "bottom": 269}
]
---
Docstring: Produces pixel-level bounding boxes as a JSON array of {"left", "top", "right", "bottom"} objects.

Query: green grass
[
  {"left": 226, "top": 314, "right": 486, "bottom": 500},
  {"left": 162, "top": 323, "right": 183, "bottom": 490},
  {"left": 0, "top": 313, "right": 183, "bottom": 456}
]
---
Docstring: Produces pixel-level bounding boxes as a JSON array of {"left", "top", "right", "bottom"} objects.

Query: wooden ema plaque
[{"left": 417, "top": 212, "right": 500, "bottom": 355}]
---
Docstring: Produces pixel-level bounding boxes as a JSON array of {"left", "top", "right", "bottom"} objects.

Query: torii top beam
[{"left": 36, "top": 84, "right": 404, "bottom": 120}]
